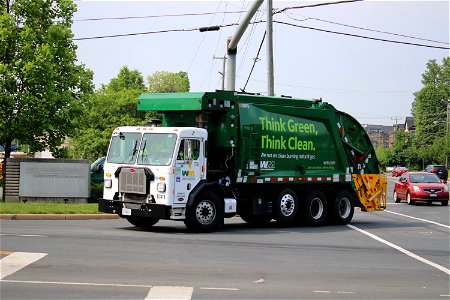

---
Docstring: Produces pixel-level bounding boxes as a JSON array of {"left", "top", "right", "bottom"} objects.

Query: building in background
[{"left": 364, "top": 117, "right": 415, "bottom": 148}]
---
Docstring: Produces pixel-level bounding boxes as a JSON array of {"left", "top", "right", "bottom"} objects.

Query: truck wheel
[
  {"left": 393, "top": 190, "right": 401, "bottom": 203},
  {"left": 300, "top": 191, "right": 328, "bottom": 226},
  {"left": 184, "top": 191, "right": 224, "bottom": 232},
  {"left": 275, "top": 188, "right": 298, "bottom": 224},
  {"left": 126, "top": 216, "right": 159, "bottom": 229},
  {"left": 330, "top": 190, "right": 354, "bottom": 225}
]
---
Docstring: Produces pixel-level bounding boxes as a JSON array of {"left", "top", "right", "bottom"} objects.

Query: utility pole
[
  {"left": 213, "top": 56, "right": 226, "bottom": 90},
  {"left": 391, "top": 116, "right": 402, "bottom": 130},
  {"left": 446, "top": 100, "right": 449, "bottom": 169},
  {"left": 267, "top": 0, "right": 274, "bottom": 96}
]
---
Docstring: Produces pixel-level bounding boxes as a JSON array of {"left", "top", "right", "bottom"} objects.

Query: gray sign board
[{"left": 19, "top": 161, "right": 90, "bottom": 198}]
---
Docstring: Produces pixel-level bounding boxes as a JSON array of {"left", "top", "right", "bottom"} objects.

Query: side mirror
[
  {"left": 400, "top": 178, "right": 407, "bottom": 184},
  {"left": 96, "top": 164, "right": 103, "bottom": 172}
]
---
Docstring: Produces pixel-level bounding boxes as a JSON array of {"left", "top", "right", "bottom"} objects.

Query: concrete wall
[{"left": 5, "top": 158, "right": 90, "bottom": 203}]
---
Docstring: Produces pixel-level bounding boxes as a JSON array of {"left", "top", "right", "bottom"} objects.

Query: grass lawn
[{"left": 0, "top": 202, "right": 100, "bottom": 214}]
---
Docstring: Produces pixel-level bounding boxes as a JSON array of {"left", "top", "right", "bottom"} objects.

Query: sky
[{"left": 71, "top": 0, "right": 449, "bottom": 126}]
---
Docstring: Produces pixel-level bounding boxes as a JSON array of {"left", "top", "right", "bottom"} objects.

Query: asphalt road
[{"left": 1, "top": 177, "right": 449, "bottom": 299}]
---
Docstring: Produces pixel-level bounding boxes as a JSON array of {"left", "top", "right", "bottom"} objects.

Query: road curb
[{"left": 0, "top": 214, "right": 120, "bottom": 220}]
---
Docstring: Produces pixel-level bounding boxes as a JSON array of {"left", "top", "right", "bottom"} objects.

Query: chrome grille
[
  {"left": 423, "top": 188, "right": 442, "bottom": 193},
  {"left": 119, "top": 168, "right": 147, "bottom": 195}
]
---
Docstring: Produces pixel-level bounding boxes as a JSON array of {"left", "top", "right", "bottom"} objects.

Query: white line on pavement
[
  {"left": 0, "top": 234, "right": 48, "bottom": 237},
  {"left": 385, "top": 210, "right": 450, "bottom": 229},
  {"left": 0, "top": 252, "right": 47, "bottom": 280},
  {"left": 145, "top": 286, "right": 194, "bottom": 300},
  {"left": 347, "top": 224, "right": 450, "bottom": 276},
  {"left": 1, "top": 279, "right": 153, "bottom": 287}
]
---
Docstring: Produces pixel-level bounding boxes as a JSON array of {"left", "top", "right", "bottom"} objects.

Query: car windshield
[
  {"left": 107, "top": 132, "right": 141, "bottom": 164},
  {"left": 137, "top": 133, "right": 177, "bottom": 166},
  {"left": 409, "top": 174, "right": 441, "bottom": 183}
]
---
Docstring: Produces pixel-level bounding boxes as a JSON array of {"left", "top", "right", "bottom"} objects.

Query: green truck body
[{"left": 99, "top": 91, "right": 386, "bottom": 232}]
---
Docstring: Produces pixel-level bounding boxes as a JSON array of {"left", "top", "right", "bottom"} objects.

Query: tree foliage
[
  {"left": 148, "top": 71, "right": 190, "bottom": 93},
  {"left": 0, "top": 0, "right": 93, "bottom": 159},
  {"left": 71, "top": 68, "right": 190, "bottom": 160},
  {"left": 411, "top": 57, "right": 449, "bottom": 167}
]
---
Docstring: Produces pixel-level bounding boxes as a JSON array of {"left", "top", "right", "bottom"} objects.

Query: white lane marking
[
  {"left": 146, "top": 286, "right": 193, "bottom": 300},
  {"left": 1, "top": 279, "right": 152, "bottom": 288},
  {"left": 0, "top": 234, "right": 48, "bottom": 237},
  {"left": 200, "top": 287, "right": 239, "bottom": 291},
  {"left": 347, "top": 224, "right": 450, "bottom": 275},
  {"left": 314, "top": 290, "right": 331, "bottom": 293},
  {"left": 0, "top": 252, "right": 47, "bottom": 279},
  {"left": 385, "top": 210, "right": 450, "bottom": 229}
]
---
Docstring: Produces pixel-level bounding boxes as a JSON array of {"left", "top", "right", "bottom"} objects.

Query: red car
[
  {"left": 392, "top": 167, "right": 408, "bottom": 177},
  {"left": 393, "top": 172, "right": 449, "bottom": 206}
]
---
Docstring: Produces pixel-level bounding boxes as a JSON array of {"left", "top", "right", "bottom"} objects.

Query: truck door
[{"left": 174, "top": 138, "right": 205, "bottom": 204}]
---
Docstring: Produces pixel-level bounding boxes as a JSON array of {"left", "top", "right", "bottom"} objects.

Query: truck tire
[
  {"left": 300, "top": 190, "right": 328, "bottom": 226},
  {"left": 330, "top": 190, "right": 354, "bottom": 225},
  {"left": 126, "top": 216, "right": 159, "bottom": 229},
  {"left": 275, "top": 188, "right": 298, "bottom": 224},
  {"left": 184, "top": 191, "right": 224, "bottom": 232}
]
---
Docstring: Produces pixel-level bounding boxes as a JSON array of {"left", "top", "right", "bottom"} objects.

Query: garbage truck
[{"left": 98, "top": 91, "right": 386, "bottom": 232}]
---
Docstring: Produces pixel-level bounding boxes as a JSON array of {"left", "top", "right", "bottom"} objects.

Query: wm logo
[{"left": 260, "top": 161, "right": 275, "bottom": 170}]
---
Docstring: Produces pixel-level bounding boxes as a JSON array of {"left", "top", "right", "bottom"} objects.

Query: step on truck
[{"left": 99, "top": 91, "right": 386, "bottom": 232}]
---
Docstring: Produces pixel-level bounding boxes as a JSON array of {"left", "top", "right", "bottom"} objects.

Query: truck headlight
[
  {"left": 157, "top": 183, "right": 166, "bottom": 192},
  {"left": 104, "top": 179, "right": 112, "bottom": 188},
  {"left": 412, "top": 185, "right": 421, "bottom": 193}
]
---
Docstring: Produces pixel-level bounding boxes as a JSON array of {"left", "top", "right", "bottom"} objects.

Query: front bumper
[
  {"left": 410, "top": 192, "right": 449, "bottom": 201},
  {"left": 98, "top": 198, "right": 171, "bottom": 219}
]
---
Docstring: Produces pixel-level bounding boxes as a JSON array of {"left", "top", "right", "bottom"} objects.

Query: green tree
[
  {"left": 412, "top": 57, "right": 449, "bottom": 166},
  {"left": 0, "top": 0, "right": 93, "bottom": 160},
  {"left": 148, "top": 71, "right": 190, "bottom": 93},
  {"left": 375, "top": 145, "right": 393, "bottom": 170},
  {"left": 71, "top": 67, "right": 191, "bottom": 160},
  {"left": 71, "top": 67, "right": 148, "bottom": 160}
]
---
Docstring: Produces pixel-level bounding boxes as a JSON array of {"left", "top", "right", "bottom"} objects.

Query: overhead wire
[
  {"left": 283, "top": 13, "right": 449, "bottom": 45},
  {"left": 73, "top": 11, "right": 245, "bottom": 22}
]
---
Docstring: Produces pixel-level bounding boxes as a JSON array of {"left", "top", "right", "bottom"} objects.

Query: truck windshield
[
  {"left": 137, "top": 133, "right": 177, "bottom": 166},
  {"left": 107, "top": 132, "right": 141, "bottom": 164}
]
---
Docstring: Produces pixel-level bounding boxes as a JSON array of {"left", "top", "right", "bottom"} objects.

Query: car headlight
[
  {"left": 157, "top": 183, "right": 166, "bottom": 193},
  {"left": 104, "top": 179, "right": 112, "bottom": 188},
  {"left": 412, "top": 185, "right": 421, "bottom": 193},
  {"left": 445, "top": 186, "right": 449, "bottom": 192}
]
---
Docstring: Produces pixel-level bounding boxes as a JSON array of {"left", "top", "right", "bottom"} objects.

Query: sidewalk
[{"left": 0, "top": 214, "right": 120, "bottom": 220}]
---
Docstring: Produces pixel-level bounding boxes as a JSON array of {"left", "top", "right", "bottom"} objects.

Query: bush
[{"left": 89, "top": 182, "right": 104, "bottom": 203}]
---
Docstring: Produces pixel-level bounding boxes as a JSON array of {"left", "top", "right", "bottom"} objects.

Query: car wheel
[
  {"left": 393, "top": 190, "right": 401, "bottom": 203},
  {"left": 406, "top": 192, "right": 414, "bottom": 205},
  {"left": 441, "top": 201, "right": 448, "bottom": 206}
]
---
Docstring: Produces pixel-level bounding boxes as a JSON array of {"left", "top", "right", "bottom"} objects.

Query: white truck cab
[{"left": 102, "top": 126, "right": 228, "bottom": 226}]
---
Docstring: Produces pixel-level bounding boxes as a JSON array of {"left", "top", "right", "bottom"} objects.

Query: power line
[
  {"left": 273, "top": 0, "right": 363, "bottom": 14},
  {"left": 283, "top": 14, "right": 449, "bottom": 45},
  {"left": 242, "top": 31, "right": 266, "bottom": 92},
  {"left": 273, "top": 20, "right": 450, "bottom": 50},
  {"left": 73, "top": 11, "right": 244, "bottom": 22},
  {"left": 73, "top": 19, "right": 449, "bottom": 50}
]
